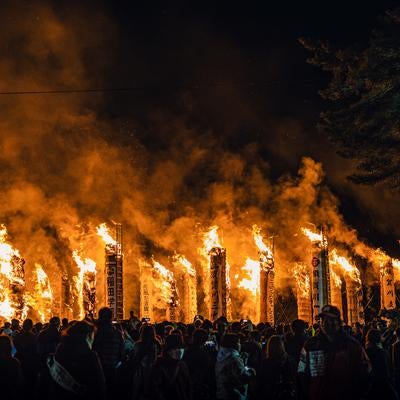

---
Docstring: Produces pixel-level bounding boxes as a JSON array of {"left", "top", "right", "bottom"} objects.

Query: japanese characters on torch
[{"left": 302, "top": 228, "right": 331, "bottom": 321}]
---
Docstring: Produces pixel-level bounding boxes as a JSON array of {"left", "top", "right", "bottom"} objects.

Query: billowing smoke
[{"left": 0, "top": 3, "right": 390, "bottom": 321}]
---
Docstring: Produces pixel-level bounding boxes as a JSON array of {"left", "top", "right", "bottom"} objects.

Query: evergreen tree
[{"left": 301, "top": 8, "right": 400, "bottom": 188}]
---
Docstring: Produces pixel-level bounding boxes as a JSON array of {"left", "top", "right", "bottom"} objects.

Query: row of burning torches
[{"left": 0, "top": 222, "right": 399, "bottom": 323}]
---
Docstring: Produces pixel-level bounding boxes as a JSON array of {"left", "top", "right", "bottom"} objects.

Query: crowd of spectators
[{"left": 0, "top": 304, "right": 399, "bottom": 400}]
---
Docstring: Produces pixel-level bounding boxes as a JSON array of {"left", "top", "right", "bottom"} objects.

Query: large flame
[
  {"left": 0, "top": 224, "right": 23, "bottom": 320},
  {"left": 252, "top": 225, "right": 273, "bottom": 258},
  {"left": 34, "top": 263, "right": 53, "bottom": 322},
  {"left": 36, "top": 264, "right": 52, "bottom": 300},
  {"left": 393, "top": 258, "right": 400, "bottom": 270},
  {"left": 152, "top": 259, "right": 176, "bottom": 306},
  {"left": 73, "top": 251, "right": 96, "bottom": 274},
  {"left": 330, "top": 249, "right": 360, "bottom": 283},
  {"left": 293, "top": 262, "right": 310, "bottom": 297},
  {"left": 238, "top": 258, "right": 260, "bottom": 295},
  {"left": 173, "top": 254, "right": 196, "bottom": 276},
  {"left": 0, "top": 225, "right": 22, "bottom": 277},
  {"left": 73, "top": 250, "right": 97, "bottom": 318},
  {"left": 301, "top": 227, "right": 323, "bottom": 243},
  {"left": 202, "top": 226, "right": 222, "bottom": 255},
  {"left": 330, "top": 268, "right": 342, "bottom": 288},
  {"left": 96, "top": 223, "right": 116, "bottom": 246},
  {"left": 373, "top": 249, "right": 391, "bottom": 267}
]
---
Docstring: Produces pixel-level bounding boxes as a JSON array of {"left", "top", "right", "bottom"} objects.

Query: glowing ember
[
  {"left": 301, "top": 227, "right": 323, "bottom": 243},
  {"left": 96, "top": 223, "right": 117, "bottom": 246},
  {"left": 252, "top": 225, "right": 273, "bottom": 258},
  {"left": 238, "top": 258, "right": 260, "bottom": 295},
  {"left": 330, "top": 249, "right": 360, "bottom": 283}
]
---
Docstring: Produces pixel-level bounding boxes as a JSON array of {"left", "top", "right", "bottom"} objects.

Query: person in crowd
[
  {"left": 184, "top": 328, "right": 216, "bottom": 400},
  {"left": 1, "top": 321, "right": 13, "bottom": 335},
  {"left": 298, "top": 305, "right": 371, "bottom": 400},
  {"left": 286, "top": 319, "right": 307, "bottom": 364},
  {"left": 257, "top": 335, "right": 296, "bottom": 400},
  {"left": 61, "top": 318, "right": 69, "bottom": 332},
  {"left": 242, "top": 330, "right": 263, "bottom": 399},
  {"left": 37, "top": 316, "right": 61, "bottom": 365},
  {"left": 92, "top": 307, "right": 125, "bottom": 397},
  {"left": 0, "top": 334, "right": 24, "bottom": 400},
  {"left": 215, "top": 333, "right": 256, "bottom": 400},
  {"left": 150, "top": 333, "right": 192, "bottom": 400},
  {"left": 33, "top": 322, "right": 43, "bottom": 336},
  {"left": 193, "top": 318, "right": 203, "bottom": 330},
  {"left": 129, "top": 324, "right": 160, "bottom": 400},
  {"left": 11, "top": 318, "right": 21, "bottom": 337},
  {"left": 354, "top": 322, "right": 364, "bottom": 344},
  {"left": 242, "top": 330, "right": 263, "bottom": 372},
  {"left": 392, "top": 327, "right": 400, "bottom": 395},
  {"left": 38, "top": 320, "right": 106, "bottom": 400},
  {"left": 377, "top": 318, "right": 397, "bottom": 350},
  {"left": 14, "top": 318, "right": 39, "bottom": 395},
  {"left": 129, "top": 310, "right": 140, "bottom": 331},
  {"left": 365, "top": 328, "right": 397, "bottom": 400}
]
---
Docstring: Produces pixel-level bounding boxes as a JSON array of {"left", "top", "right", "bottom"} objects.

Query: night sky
[
  {"left": 3, "top": 1, "right": 400, "bottom": 253},
  {"left": 96, "top": 2, "right": 400, "bottom": 253}
]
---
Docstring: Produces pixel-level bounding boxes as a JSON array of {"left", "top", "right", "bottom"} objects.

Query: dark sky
[{"left": 53, "top": 1, "right": 400, "bottom": 253}]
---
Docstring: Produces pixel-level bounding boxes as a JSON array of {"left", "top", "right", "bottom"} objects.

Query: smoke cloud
[{"left": 0, "top": 2, "right": 393, "bottom": 321}]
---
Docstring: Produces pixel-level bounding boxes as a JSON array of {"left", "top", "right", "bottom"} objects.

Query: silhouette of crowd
[{"left": 0, "top": 304, "right": 399, "bottom": 400}]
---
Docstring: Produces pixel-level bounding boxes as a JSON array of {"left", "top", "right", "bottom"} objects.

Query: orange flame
[
  {"left": 330, "top": 268, "right": 342, "bottom": 288},
  {"left": 34, "top": 263, "right": 53, "bottom": 322},
  {"left": 0, "top": 224, "right": 21, "bottom": 277},
  {"left": 96, "top": 223, "right": 116, "bottom": 246},
  {"left": 73, "top": 250, "right": 97, "bottom": 318},
  {"left": 73, "top": 251, "right": 97, "bottom": 275},
  {"left": 301, "top": 227, "right": 323, "bottom": 243},
  {"left": 152, "top": 259, "right": 176, "bottom": 306},
  {"left": 373, "top": 249, "right": 390, "bottom": 267},
  {"left": 252, "top": 225, "right": 273, "bottom": 258},
  {"left": 238, "top": 258, "right": 260, "bottom": 295},
  {"left": 0, "top": 224, "right": 21, "bottom": 320},
  {"left": 173, "top": 254, "right": 196, "bottom": 276},
  {"left": 330, "top": 249, "right": 360, "bottom": 283},
  {"left": 293, "top": 262, "right": 310, "bottom": 297},
  {"left": 202, "top": 226, "right": 222, "bottom": 255},
  {"left": 36, "top": 264, "right": 52, "bottom": 300}
]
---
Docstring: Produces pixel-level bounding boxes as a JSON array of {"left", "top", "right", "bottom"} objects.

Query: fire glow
[
  {"left": 97, "top": 223, "right": 117, "bottom": 246},
  {"left": 0, "top": 215, "right": 398, "bottom": 323},
  {"left": 238, "top": 258, "right": 260, "bottom": 295},
  {"left": 330, "top": 249, "right": 361, "bottom": 283}
]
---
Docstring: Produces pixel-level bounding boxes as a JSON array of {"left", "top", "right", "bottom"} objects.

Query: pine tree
[{"left": 301, "top": 8, "right": 400, "bottom": 188}]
